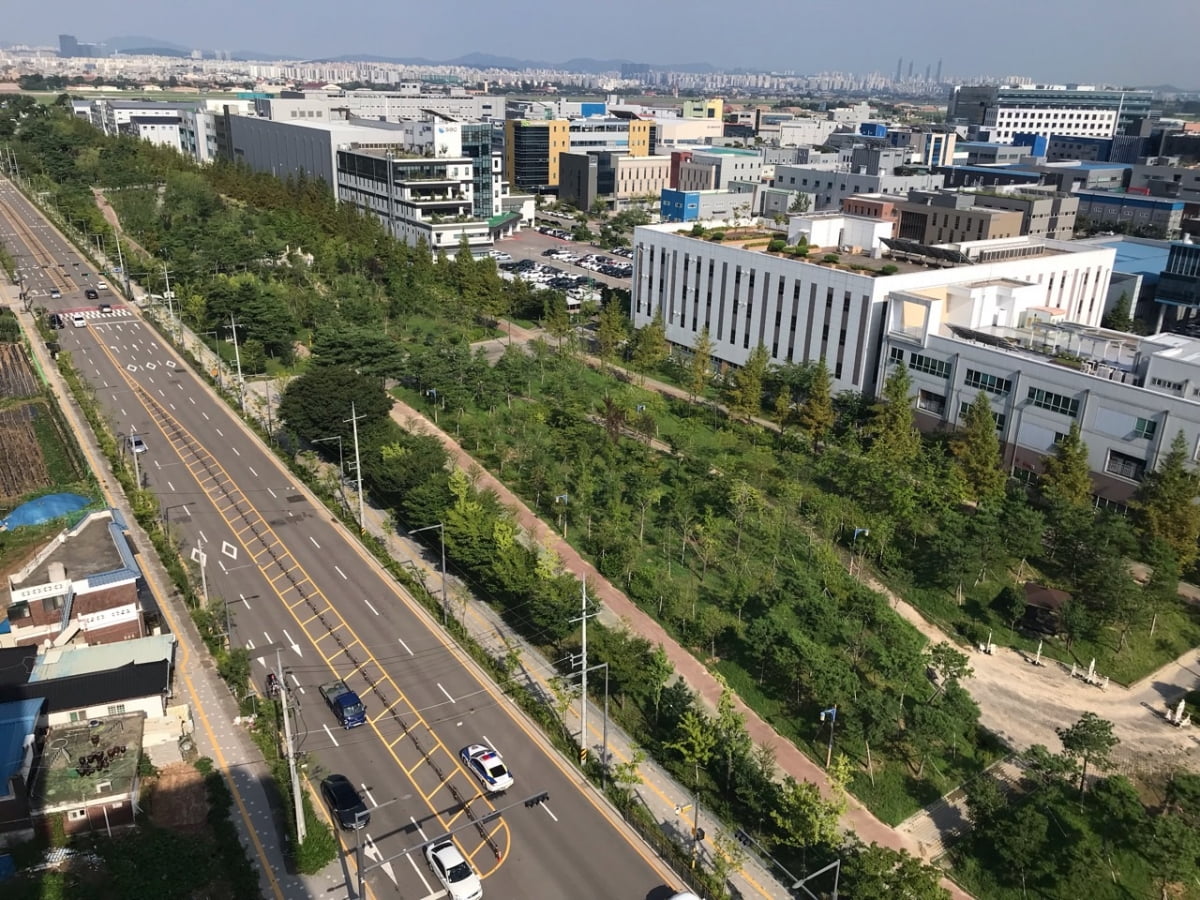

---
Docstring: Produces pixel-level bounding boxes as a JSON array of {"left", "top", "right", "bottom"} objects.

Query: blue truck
[{"left": 320, "top": 680, "right": 367, "bottom": 729}]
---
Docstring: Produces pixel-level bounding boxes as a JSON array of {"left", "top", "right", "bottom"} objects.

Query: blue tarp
[{"left": 0, "top": 493, "right": 92, "bottom": 530}]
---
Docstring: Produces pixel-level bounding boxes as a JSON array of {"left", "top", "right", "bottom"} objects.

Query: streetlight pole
[
  {"left": 570, "top": 580, "right": 597, "bottom": 769},
  {"left": 277, "top": 647, "right": 306, "bottom": 843},
  {"left": 128, "top": 429, "right": 141, "bottom": 487},
  {"left": 409, "top": 523, "right": 447, "bottom": 625},
  {"left": 345, "top": 403, "right": 366, "bottom": 532},
  {"left": 229, "top": 314, "right": 245, "bottom": 413},
  {"left": 580, "top": 661, "right": 610, "bottom": 788},
  {"left": 820, "top": 705, "right": 838, "bottom": 769}
]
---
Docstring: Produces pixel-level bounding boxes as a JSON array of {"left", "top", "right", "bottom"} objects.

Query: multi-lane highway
[{"left": 0, "top": 176, "right": 683, "bottom": 900}]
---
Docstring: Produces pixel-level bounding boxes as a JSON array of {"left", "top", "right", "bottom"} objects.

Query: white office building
[
  {"left": 883, "top": 291, "right": 1200, "bottom": 505},
  {"left": 631, "top": 223, "right": 1115, "bottom": 397}
]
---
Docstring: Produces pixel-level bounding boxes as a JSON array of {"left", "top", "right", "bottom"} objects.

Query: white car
[
  {"left": 96, "top": 280, "right": 108, "bottom": 290},
  {"left": 49, "top": 288, "right": 61, "bottom": 299},
  {"left": 425, "top": 839, "right": 483, "bottom": 900},
  {"left": 459, "top": 743, "right": 513, "bottom": 794},
  {"left": 130, "top": 435, "right": 148, "bottom": 454},
  {"left": 70, "top": 313, "right": 87, "bottom": 328}
]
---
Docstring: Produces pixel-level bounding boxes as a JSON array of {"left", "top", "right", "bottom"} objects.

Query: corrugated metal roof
[{"left": 28, "top": 634, "right": 175, "bottom": 683}]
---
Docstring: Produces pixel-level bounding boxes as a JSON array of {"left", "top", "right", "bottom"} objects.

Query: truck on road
[{"left": 320, "top": 681, "right": 367, "bottom": 729}]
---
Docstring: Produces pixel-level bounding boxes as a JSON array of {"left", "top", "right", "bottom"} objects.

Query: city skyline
[{"left": 10, "top": 0, "right": 1198, "bottom": 87}]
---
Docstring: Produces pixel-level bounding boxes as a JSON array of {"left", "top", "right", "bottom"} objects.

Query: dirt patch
[{"left": 148, "top": 762, "right": 208, "bottom": 831}]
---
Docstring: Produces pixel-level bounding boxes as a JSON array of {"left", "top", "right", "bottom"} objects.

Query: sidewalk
[{"left": 5, "top": 283, "right": 316, "bottom": 899}]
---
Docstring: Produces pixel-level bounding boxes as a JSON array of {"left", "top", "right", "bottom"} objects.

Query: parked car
[
  {"left": 320, "top": 774, "right": 370, "bottom": 830},
  {"left": 47, "top": 312, "right": 63, "bottom": 329},
  {"left": 459, "top": 743, "right": 513, "bottom": 794},
  {"left": 425, "top": 839, "right": 483, "bottom": 900}
]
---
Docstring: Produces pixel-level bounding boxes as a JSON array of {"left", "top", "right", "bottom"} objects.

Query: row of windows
[
  {"left": 959, "top": 401, "right": 1006, "bottom": 431},
  {"left": 1027, "top": 387, "right": 1079, "bottom": 418},
  {"left": 964, "top": 368, "right": 1012, "bottom": 396},
  {"left": 909, "top": 353, "right": 951, "bottom": 378}
]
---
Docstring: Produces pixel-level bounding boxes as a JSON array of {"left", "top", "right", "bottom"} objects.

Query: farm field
[{"left": 0, "top": 342, "right": 89, "bottom": 510}]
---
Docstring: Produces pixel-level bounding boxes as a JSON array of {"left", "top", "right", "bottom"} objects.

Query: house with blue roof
[
  {"left": 1, "top": 509, "right": 151, "bottom": 649},
  {"left": 0, "top": 697, "right": 45, "bottom": 837}
]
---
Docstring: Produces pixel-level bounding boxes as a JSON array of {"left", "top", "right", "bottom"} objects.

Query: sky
[{"left": 12, "top": 0, "right": 1199, "bottom": 87}]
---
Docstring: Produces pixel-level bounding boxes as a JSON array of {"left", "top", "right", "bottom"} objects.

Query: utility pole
[
  {"left": 820, "top": 705, "right": 838, "bottom": 769},
  {"left": 198, "top": 538, "right": 209, "bottom": 609},
  {"left": 129, "top": 429, "right": 141, "bottom": 487},
  {"left": 277, "top": 647, "right": 306, "bottom": 843},
  {"left": 162, "top": 265, "right": 178, "bottom": 342},
  {"left": 570, "top": 581, "right": 598, "bottom": 768},
  {"left": 345, "top": 403, "right": 366, "bottom": 532},
  {"left": 230, "top": 314, "right": 245, "bottom": 413},
  {"left": 113, "top": 227, "right": 131, "bottom": 299}
]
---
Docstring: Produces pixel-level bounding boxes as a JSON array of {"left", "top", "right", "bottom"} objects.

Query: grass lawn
[{"left": 30, "top": 400, "right": 87, "bottom": 485}]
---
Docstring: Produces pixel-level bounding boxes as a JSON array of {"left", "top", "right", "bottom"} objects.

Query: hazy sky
[{"left": 14, "top": 0, "right": 1198, "bottom": 86}]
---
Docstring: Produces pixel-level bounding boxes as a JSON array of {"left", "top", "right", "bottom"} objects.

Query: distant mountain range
[{"left": 96, "top": 38, "right": 715, "bottom": 73}]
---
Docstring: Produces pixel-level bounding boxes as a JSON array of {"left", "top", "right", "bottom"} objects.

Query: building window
[
  {"left": 1134, "top": 417, "right": 1157, "bottom": 440},
  {"left": 1105, "top": 450, "right": 1146, "bottom": 482},
  {"left": 1151, "top": 377, "right": 1184, "bottom": 392},
  {"left": 67, "top": 809, "right": 87, "bottom": 822},
  {"left": 107, "top": 705, "right": 126, "bottom": 716},
  {"left": 69, "top": 711, "right": 85, "bottom": 723},
  {"left": 889, "top": 346, "right": 905, "bottom": 365},
  {"left": 1027, "top": 386, "right": 1079, "bottom": 417},
  {"left": 917, "top": 389, "right": 946, "bottom": 416},
  {"left": 909, "top": 353, "right": 951, "bottom": 378},
  {"left": 964, "top": 368, "right": 1012, "bottom": 396}
]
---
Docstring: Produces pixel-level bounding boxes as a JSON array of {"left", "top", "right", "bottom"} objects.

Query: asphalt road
[{"left": 0, "top": 178, "right": 681, "bottom": 900}]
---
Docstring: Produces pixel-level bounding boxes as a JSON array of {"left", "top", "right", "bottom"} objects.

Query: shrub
[
  {"left": 880, "top": 264, "right": 899, "bottom": 276},
  {"left": 690, "top": 223, "right": 706, "bottom": 236},
  {"left": 789, "top": 245, "right": 810, "bottom": 257},
  {"left": 194, "top": 756, "right": 215, "bottom": 776},
  {"left": 708, "top": 231, "right": 725, "bottom": 242},
  {"left": 767, "top": 239, "right": 787, "bottom": 252},
  {"left": 822, "top": 253, "right": 841, "bottom": 264}
]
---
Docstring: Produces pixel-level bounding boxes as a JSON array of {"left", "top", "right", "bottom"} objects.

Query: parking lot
[{"left": 495, "top": 228, "right": 634, "bottom": 291}]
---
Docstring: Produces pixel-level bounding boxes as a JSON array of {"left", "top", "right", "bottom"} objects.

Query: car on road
[
  {"left": 424, "top": 839, "right": 483, "bottom": 900},
  {"left": 99, "top": 303, "right": 113, "bottom": 315},
  {"left": 70, "top": 313, "right": 87, "bottom": 328},
  {"left": 320, "top": 774, "right": 369, "bottom": 830},
  {"left": 129, "top": 435, "right": 148, "bottom": 454},
  {"left": 96, "top": 280, "right": 108, "bottom": 290},
  {"left": 85, "top": 288, "right": 99, "bottom": 300},
  {"left": 459, "top": 743, "right": 513, "bottom": 794},
  {"left": 47, "top": 312, "right": 63, "bottom": 329},
  {"left": 49, "top": 288, "right": 61, "bottom": 299}
]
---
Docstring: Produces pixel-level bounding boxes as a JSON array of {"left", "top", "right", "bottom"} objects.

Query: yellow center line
[
  {"left": 90, "top": 346, "right": 512, "bottom": 875},
  {"left": 0, "top": 207, "right": 289, "bottom": 899}
]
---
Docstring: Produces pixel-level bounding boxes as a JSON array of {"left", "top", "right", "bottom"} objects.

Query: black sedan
[
  {"left": 320, "top": 774, "right": 369, "bottom": 830},
  {"left": 85, "top": 288, "right": 99, "bottom": 300}
]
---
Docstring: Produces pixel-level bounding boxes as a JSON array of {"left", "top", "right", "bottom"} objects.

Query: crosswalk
[{"left": 67, "top": 307, "right": 132, "bottom": 319}]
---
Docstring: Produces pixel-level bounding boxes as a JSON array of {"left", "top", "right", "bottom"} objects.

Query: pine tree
[
  {"left": 726, "top": 344, "right": 770, "bottom": 422},
  {"left": 687, "top": 327, "right": 714, "bottom": 402},
  {"left": 630, "top": 310, "right": 668, "bottom": 381},
  {"left": 595, "top": 300, "right": 628, "bottom": 370},
  {"left": 798, "top": 357, "right": 835, "bottom": 453},
  {"left": 1135, "top": 430, "right": 1200, "bottom": 568},
  {"left": 867, "top": 364, "right": 920, "bottom": 471},
  {"left": 1040, "top": 422, "right": 1092, "bottom": 510},
  {"left": 1101, "top": 292, "right": 1133, "bottom": 332},
  {"left": 952, "top": 391, "right": 1006, "bottom": 505}
]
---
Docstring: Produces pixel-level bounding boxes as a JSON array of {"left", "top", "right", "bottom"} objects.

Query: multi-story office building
[
  {"left": 883, "top": 283, "right": 1200, "bottom": 505},
  {"left": 956, "top": 142, "right": 1031, "bottom": 166},
  {"left": 887, "top": 191, "right": 1025, "bottom": 244},
  {"left": 659, "top": 188, "right": 745, "bottom": 223},
  {"left": 631, "top": 223, "right": 1115, "bottom": 396},
  {"left": 336, "top": 147, "right": 513, "bottom": 255},
  {"left": 89, "top": 99, "right": 199, "bottom": 138},
  {"left": 558, "top": 152, "right": 671, "bottom": 209},
  {"left": 970, "top": 190, "right": 1079, "bottom": 241},
  {"left": 772, "top": 147, "right": 944, "bottom": 211},
  {"left": 884, "top": 127, "right": 958, "bottom": 167},
  {"left": 676, "top": 147, "right": 764, "bottom": 192},
  {"left": 258, "top": 89, "right": 505, "bottom": 123},
  {"left": 1074, "top": 191, "right": 1185, "bottom": 238},
  {"left": 1153, "top": 240, "right": 1200, "bottom": 322},
  {"left": 503, "top": 117, "right": 653, "bottom": 194},
  {"left": 948, "top": 84, "right": 1155, "bottom": 140}
]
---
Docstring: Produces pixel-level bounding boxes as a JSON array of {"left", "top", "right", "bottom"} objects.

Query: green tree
[
  {"left": 842, "top": 839, "right": 950, "bottom": 900},
  {"left": 1056, "top": 712, "right": 1119, "bottom": 797},
  {"left": 770, "top": 776, "right": 843, "bottom": 850},
  {"left": 992, "top": 802, "right": 1052, "bottom": 898},
  {"left": 630, "top": 310, "right": 668, "bottom": 380},
  {"left": 726, "top": 344, "right": 770, "bottom": 422},
  {"left": 712, "top": 686, "right": 752, "bottom": 787},
  {"left": 953, "top": 391, "right": 1006, "bottom": 504},
  {"left": 862, "top": 364, "right": 921, "bottom": 522},
  {"left": 1141, "top": 813, "right": 1200, "bottom": 900},
  {"left": 595, "top": 300, "right": 628, "bottom": 370},
  {"left": 1100, "top": 292, "right": 1133, "bottom": 331},
  {"left": 278, "top": 366, "right": 392, "bottom": 443},
  {"left": 924, "top": 642, "right": 973, "bottom": 702},
  {"left": 1040, "top": 422, "right": 1093, "bottom": 510},
  {"left": 687, "top": 327, "right": 714, "bottom": 402},
  {"left": 1143, "top": 539, "right": 1181, "bottom": 637},
  {"left": 666, "top": 708, "right": 717, "bottom": 773},
  {"left": 798, "top": 357, "right": 835, "bottom": 452},
  {"left": 1134, "top": 430, "right": 1200, "bottom": 568}
]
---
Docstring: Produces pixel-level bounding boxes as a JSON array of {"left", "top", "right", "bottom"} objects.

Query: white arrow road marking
[
  {"left": 283, "top": 629, "right": 302, "bottom": 657},
  {"left": 360, "top": 833, "right": 397, "bottom": 886},
  {"left": 322, "top": 723, "right": 339, "bottom": 747}
]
